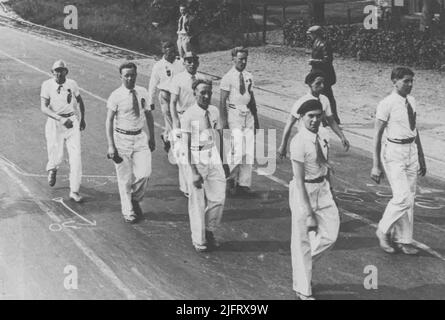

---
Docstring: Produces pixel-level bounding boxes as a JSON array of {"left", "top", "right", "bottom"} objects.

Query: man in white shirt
[
  {"left": 371, "top": 67, "right": 426, "bottom": 255},
  {"left": 106, "top": 62, "right": 156, "bottom": 224},
  {"left": 170, "top": 51, "right": 201, "bottom": 197},
  {"left": 148, "top": 41, "right": 183, "bottom": 153},
  {"left": 181, "top": 79, "right": 226, "bottom": 253},
  {"left": 220, "top": 47, "right": 259, "bottom": 196},
  {"left": 40, "top": 60, "right": 86, "bottom": 202},
  {"left": 278, "top": 70, "right": 349, "bottom": 159},
  {"left": 176, "top": 3, "right": 194, "bottom": 58},
  {"left": 289, "top": 99, "right": 340, "bottom": 300}
]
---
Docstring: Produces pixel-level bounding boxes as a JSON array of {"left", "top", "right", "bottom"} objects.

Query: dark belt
[
  {"left": 59, "top": 112, "right": 74, "bottom": 118},
  {"left": 115, "top": 128, "right": 142, "bottom": 135},
  {"left": 387, "top": 137, "right": 415, "bottom": 144},
  {"left": 305, "top": 176, "right": 326, "bottom": 184}
]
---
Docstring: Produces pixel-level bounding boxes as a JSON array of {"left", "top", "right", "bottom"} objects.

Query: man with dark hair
[
  {"left": 170, "top": 51, "right": 202, "bottom": 197},
  {"left": 40, "top": 60, "right": 86, "bottom": 202},
  {"left": 106, "top": 62, "right": 156, "bottom": 224},
  {"left": 289, "top": 99, "right": 340, "bottom": 300},
  {"left": 307, "top": 25, "right": 340, "bottom": 124},
  {"left": 371, "top": 66, "right": 426, "bottom": 255},
  {"left": 181, "top": 79, "right": 226, "bottom": 252},
  {"left": 176, "top": 3, "right": 198, "bottom": 57},
  {"left": 220, "top": 46, "right": 259, "bottom": 196},
  {"left": 278, "top": 69, "right": 349, "bottom": 159},
  {"left": 148, "top": 41, "right": 183, "bottom": 153}
]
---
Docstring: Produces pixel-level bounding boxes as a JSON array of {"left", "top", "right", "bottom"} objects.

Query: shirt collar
[
  {"left": 121, "top": 84, "right": 136, "bottom": 93},
  {"left": 300, "top": 126, "right": 319, "bottom": 143},
  {"left": 307, "top": 91, "right": 320, "bottom": 100},
  {"left": 391, "top": 90, "right": 408, "bottom": 102}
]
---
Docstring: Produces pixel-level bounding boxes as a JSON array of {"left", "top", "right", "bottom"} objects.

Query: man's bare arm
[
  {"left": 370, "top": 119, "right": 387, "bottom": 183},
  {"left": 219, "top": 89, "right": 230, "bottom": 129}
]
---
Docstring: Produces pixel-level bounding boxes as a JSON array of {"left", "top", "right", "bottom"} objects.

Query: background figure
[
  {"left": 40, "top": 60, "right": 86, "bottom": 203},
  {"left": 106, "top": 62, "right": 156, "bottom": 224},
  {"left": 148, "top": 40, "right": 184, "bottom": 153},
  {"left": 176, "top": 3, "right": 198, "bottom": 57},
  {"left": 307, "top": 25, "right": 340, "bottom": 125}
]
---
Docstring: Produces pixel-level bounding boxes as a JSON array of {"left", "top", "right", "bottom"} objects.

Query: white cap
[{"left": 52, "top": 60, "right": 68, "bottom": 71}]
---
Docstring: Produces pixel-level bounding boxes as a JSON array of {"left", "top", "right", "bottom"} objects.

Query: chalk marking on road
[
  {"left": 0, "top": 158, "right": 137, "bottom": 299},
  {"left": 2, "top": 42, "right": 445, "bottom": 263},
  {"left": 52, "top": 197, "right": 96, "bottom": 226}
]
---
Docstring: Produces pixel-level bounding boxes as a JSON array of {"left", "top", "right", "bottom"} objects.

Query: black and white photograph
[{"left": 0, "top": 0, "right": 444, "bottom": 304}]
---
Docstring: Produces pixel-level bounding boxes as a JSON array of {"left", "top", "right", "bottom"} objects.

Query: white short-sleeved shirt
[
  {"left": 147, "top": 57, "right": 184, "bottom": 105},
  {"left": 40, "top": 78, "right": 80, "bottom": 115},
  {"left": 290, "top": 126, "right": 329, "bottom": 180},
  {"left": 290, "top": 92, "right": 332, "bottom": 119},
  {"left": 170, "top": 71, "right": 200, "bottom": 114},
  {"left": 107, "top": 85, "right": 150, "bottom": 131},
  {"left": 220, "top": 67, "right": 254, "bottom": 111},
  {"left": 181, "top": 104, "right": 221, "bottom": 163},
  {"left": 376, "top": 91, "right": 417, "bottom": 140}
]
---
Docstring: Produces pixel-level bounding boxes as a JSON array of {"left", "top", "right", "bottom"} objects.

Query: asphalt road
[{"left": 1, "top": 25, "right": 445, "bottom": 300}]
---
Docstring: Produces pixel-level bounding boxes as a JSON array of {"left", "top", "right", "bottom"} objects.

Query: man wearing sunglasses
[{"left": 40, "top": 60, "right": 86, "bottom": 202}]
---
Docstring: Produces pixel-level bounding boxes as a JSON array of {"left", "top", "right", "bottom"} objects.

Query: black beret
[
  {"left": 304, "top": 70, "right": 326, "bottom": 85},
  {"left": 297, "top": 99, "right": 323, "bottom": 115}
]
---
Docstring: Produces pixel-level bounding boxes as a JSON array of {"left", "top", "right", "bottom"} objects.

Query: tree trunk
[
  {"left": 420, "top": 0, "right": 435, "bottom": 31},
  {"left": 307, "top": 0, "right": 325, "bottom": 24}
]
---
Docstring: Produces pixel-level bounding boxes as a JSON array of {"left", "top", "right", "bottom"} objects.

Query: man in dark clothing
[{"left": 307, "top": 25, "right": 340, "bottom": 125}]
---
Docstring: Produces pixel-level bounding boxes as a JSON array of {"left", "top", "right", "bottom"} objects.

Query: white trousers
[
  {"left": 187, "top": 159, "right": 226, "bottom": 247},
  {"left": 226, "top": 108, "right": 255, "bottom": 187},
  {"left": 45, "top": 117, "right": 82, "bottom": 193},
  {"left": 289, "top": 179, "right": 340, "bottom": 296},
  {"left": 379, "top": 141, "right": 418, "bottom": 244},
  {"left": 159, "top": 90, "right": 172, "bottom": 142},
  {"left": 114, "top": 131, "right": 152, "bottom": 217}
]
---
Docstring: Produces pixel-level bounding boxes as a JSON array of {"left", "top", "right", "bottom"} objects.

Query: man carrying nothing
[
  {"left": 278, "top": 70, "right": 349, "bottom": 159},
  {"left": 289, "top": 99, "right": 340, "bottom": 300},
  {"left": 106, "top": 62, "right": 156, "bottom": 224},
  {"left": 41, "top": 60, "right": 86, "bottom": 202},
  {"left": 371, "top": 67, "right": 426, "bottom": 255},
  {"left": 170, "top": 51, "right": 201, "bottom": 197},
  {"left": 220, "top": 47, "right": 260, "bottom": 196},
  {"left": 182, "top": 79, "right": 226, "bottom": 253},
  {"left": 148, "top": 40, "right": 183, "bottom": 153}
]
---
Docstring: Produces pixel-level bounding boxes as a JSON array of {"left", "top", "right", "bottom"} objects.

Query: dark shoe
[
  {"left": 206, "top": 230, "right": 220, "bottom": 249},
  {"left": 237, "top": 186, "right": 253, "bottom": 196},
  {"left": 376, "top": 229, "right": 395, "bottom": 254},
  {"left": 124, "top": 214, "right": 138, "bottom": 224},
  {"left": 131, "top": 199, "right": 142, "bottom": 216},
  {"left": 295, "top": 292, "right": 316, "bottom": 300},
  {"left": 395, "top": 243, "right": 419, "bottom": 255},
  {"left": 48, "top": 169, "right": 57, "bottom": 187},
  {"left": 161, "top": 134, "right": 171, "bottom": 153}
]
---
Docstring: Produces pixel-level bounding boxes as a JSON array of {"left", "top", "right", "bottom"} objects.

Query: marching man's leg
[
  {"left": 187, "top": 166, "right": 207, "bottom": 249},
  {"left": 66, "top": 119, "right": 83, "bottom": 201},
  {"left": 131, "top": 134, "right": 152, "bottom": 205},
  {"left": 45, "top": 119, "right": 64, "bottom": 186}
]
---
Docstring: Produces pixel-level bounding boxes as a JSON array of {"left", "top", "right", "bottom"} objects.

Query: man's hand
[
  {"left": 370, "top": 166, "right": 384, "bottom": 184},
  {"left": 306, "top": 214, "right": 318, "bottom": 233},
  {"left": 80, "top": 119, "right": 86, "bottom": 131},
  {"left": 149, "top": 138, "right": 156, "bottom": 152},
  {"left": 418, "top": 154, "right": 427, "bottom": 177},
  {"left": 341, "top": 136, "right": 350, "bottom": 151},
  {"left": 107, "top": 145, "right": 117, "bottom": 160},
  {"left": 61, "top": 118, "right": 73, "bottom": 129},
  {"left": 277, "top": 144, "right": 287, "bottom": 160},
  {"left": 192, "top": 172, "right": 203, "bottom": 189}
]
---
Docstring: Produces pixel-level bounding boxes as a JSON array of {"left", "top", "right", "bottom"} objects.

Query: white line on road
[{"left": 0, "top": 158, "right": 137, "bottom": 299}]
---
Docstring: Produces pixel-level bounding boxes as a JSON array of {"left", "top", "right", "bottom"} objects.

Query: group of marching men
[{"left": 40, "top": 28, "right": 427, "bottom": 301}]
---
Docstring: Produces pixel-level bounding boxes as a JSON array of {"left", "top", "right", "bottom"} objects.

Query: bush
[{"left": 283, "top": 19, "right": 445, "bottom": 69}]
